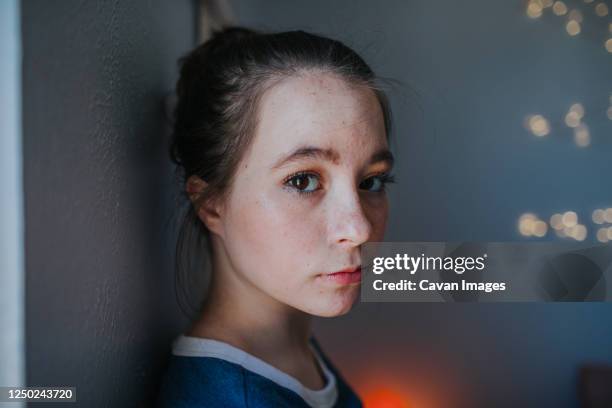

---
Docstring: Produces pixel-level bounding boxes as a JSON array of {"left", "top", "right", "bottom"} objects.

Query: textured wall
[
  {"left": 22, "top": 1, "right": 194, "bottom": 406},
  {"left": 229, "top": 1, "right": 612, "bottom": 407}
]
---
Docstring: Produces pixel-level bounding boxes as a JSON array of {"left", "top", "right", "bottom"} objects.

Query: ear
[{"left": 186, "top": 175, "right": 225, "bottom": 238}]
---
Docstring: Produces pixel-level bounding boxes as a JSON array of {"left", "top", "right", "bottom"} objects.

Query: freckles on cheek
[
  {"left": 249, "top": 197, "right": 323, "bottom": 281},
  {"left": 233, "top": 192, "right": 319, "bottom": 266}
]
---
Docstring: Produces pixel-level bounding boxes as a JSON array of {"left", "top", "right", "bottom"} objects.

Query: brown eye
[
  {"left": 360, "top": 177, "right": 376, "bottom": 190},
  {"left": 360, "top": 173, "right": 395, "bottom": 192},
  {"left": 286, "top": 173, "right": 320, "bottom": 193}
]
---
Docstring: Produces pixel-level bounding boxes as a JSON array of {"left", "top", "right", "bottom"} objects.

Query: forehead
[{"left": 249, "top": 71, "right": 387, "bottom": 164}]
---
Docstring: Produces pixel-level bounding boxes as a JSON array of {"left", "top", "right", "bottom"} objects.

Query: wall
[
  {"left": 229, "top": 1, "right": 612, "bottom": 407},
  {"left": 0, "top": 1, "right": 24, "bottom": 407},
  {"left": 22, "top": 1, "right": 195, "bottom": 406}
]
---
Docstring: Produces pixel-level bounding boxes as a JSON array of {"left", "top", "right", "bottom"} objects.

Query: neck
[{"left": 188, "top": 237, "right": 313, "bottom": 358}]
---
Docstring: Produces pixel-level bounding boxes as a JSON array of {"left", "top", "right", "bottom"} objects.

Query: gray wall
[
  {"left": 1, "top": 1, "right": 24, "bottom": 406},
  {"left": 229, "top": 1, "right": 612, "bottom": 407},
  {"left": 22, "top": 1, "right": 194, "bottom": 406}
]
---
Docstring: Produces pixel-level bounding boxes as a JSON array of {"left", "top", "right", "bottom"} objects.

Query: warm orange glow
[{"left": 362, "top": 387, "right": 412, "bottom": 408}]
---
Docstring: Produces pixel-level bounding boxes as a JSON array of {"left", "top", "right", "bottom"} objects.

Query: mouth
[{"left": 321, "top": 266, "right": 362, "bottom": 285}]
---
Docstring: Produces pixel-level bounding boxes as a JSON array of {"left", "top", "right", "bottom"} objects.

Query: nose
[{"left": 326, "top": 186, "right": 373, "bottom": 247}]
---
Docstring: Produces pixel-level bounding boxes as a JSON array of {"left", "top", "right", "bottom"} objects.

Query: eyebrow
[{"left": 272, "top": 145, "right": 394, "bottom": 169}]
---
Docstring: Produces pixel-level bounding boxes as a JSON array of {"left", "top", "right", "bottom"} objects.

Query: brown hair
[{"left": 169, "top": 26, "right": 393, "bottom": 316}]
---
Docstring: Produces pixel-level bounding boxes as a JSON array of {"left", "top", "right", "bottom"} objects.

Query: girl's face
[{"left": 213, "top": 71, "right": 393, "bottom": 317}]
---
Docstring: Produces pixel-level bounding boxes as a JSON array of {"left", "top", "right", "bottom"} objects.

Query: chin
[{"left": 309, "top": 287, "right": 360, "bottom": 318}]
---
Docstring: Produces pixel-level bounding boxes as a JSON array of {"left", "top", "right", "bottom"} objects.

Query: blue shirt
[{"left": 157, "top": 335, "right": 362, "bottom": 408}]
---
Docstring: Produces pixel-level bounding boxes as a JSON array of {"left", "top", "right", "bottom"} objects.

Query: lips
[
  {"left": 331, "top": 266, "right": 361, "bottom": 274},
  {"left": 324, "top": 266, "right": 362, "bottom": 284}
]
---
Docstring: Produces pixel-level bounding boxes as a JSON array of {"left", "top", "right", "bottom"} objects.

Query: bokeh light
[
  {"left": 568, "top": 9, "right": 584, "bottom": 22},
  {"left": 574, "top": 124, "right": 590, "bottom": 147},
  {"left": 565, "top": 224, "right": 587, "bottom": 241},
  {"left": 596, "top": 227, "right": 609, "bottom": 243},
  {"left": 526, "top": 114, "right": 551, "bottom": 136},
  {"left": 565, "top": 112, "right": 581, "bottom": 127},
  {"left": 533, "top": 220, "right": 548, "bottom": 237},
  {"left": 595, "top": 2, "right": 609, "bottom": 16},
  {"left": 592, "top": 209, "right": 605, "bottom": 224},
  {"left": 562, "top": 211, "right": 578, "bottom": 227},
  {"left": 553, "top": 1, "right": 568, "bottom": 15},
  {"left": 604, "top": 208, "right": 612, "bottom": 223},
  {"left": 550, "top": 213, "right": 564, "bottom": 229},
  {"left": 527, "top": 1, "right": 544, "bottom": 18},
  {"left": 566, "top": 20, "right": 581, "bottom": 35},
  {"left": 518, "top": 213, "right": 550, "bottom": 237},
  {"left": 565, "top": 104, "right": 584, "bottom": 127}
]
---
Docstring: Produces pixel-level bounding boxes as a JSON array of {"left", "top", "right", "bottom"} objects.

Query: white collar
[{"left": 172, "top": 335, "right": 338, "bottom": 408}]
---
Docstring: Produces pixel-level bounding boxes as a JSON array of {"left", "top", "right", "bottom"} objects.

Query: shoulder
[
  {"left": 309, "top": 337, "right": 363, "bottom": 408},
  {"left": 157, "top": 355, "right": 248, "bottom": 408},
  {"left": 157, "top": 355, "right": 313, "bottom": 408}
]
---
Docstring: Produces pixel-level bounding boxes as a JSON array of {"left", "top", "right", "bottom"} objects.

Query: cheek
[{"left": 225, "top": 188, "right": 322, "bottom": 280}]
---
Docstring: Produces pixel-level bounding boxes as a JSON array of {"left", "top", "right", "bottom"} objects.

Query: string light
[
  {"left": 553, "top": 1, "right": 568, "bottom": 15},
  {"left": 592, "top": 209, "right": 605, "bottom": 224},
  {"left": 595, "top": 2, "right": 609, "bottom": 16},
  {"left": 518, "top": 213, "right": 549, "bottom": 237},
  {"left": 562, "top": 211, "right": 578, "bottom": 227},
  {"left": 517, "top": 6, "right": 610, "bottom": 241},
  {"left": 570, "top": 103, "right": 584, "bottom": 117},
  {"left": 596, "top": 228, "right": 609, "bottom": 243},
  {"left": 565, "top": 103, "right": 584, "bottom": 127},
  {"left": 574, "top": 124, "right": 590, "bottom": 147},
  {"left": 526, "top": 114, "right": 551, "bottom": 136},
  {"left": 527, "top": 1, "right": 544, "bottom": 18},
  {"left": 550, "top": 213, "right": 564, "bottom": 229},
  {"left": 569, "top": 224, "right": 587, "bottom": 241},
  {"left": 565, "top": 112, "right": 581, "bottom": 127},
  {"left": 568, "top": 9, "right": 584, "bottom": 22},
  {"left": 566, "top": 20, "right": 581, "bottom": 35},
  {"left": 533, "top": 221, "right": 548, "bottom": 237},
  {"left": 519, "top": 213, "right": 537, "bottom": 236},
  {"left": 604, "top": 208, "right": 612, "bottom": 223}
]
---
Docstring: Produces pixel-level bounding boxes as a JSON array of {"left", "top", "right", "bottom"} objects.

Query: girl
[{"left": 158, "top": 26, "right": 395, "bottom": 408}]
